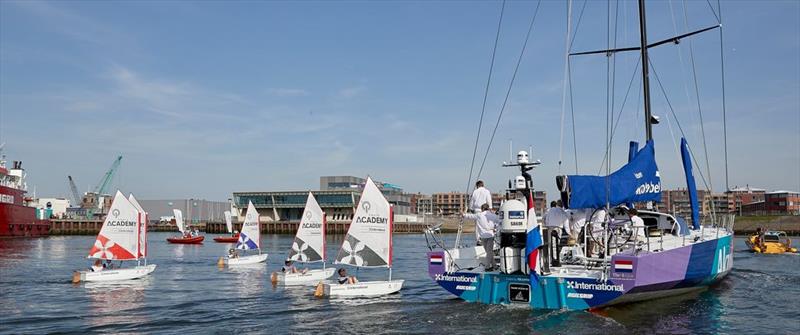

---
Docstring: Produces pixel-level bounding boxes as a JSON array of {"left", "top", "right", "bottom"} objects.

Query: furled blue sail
[
  {"left": 565, "top": 140, "right": 662, "bottom": 209},
  {"left": 680, "top": 137, "right": 700, "bottom": 230}
]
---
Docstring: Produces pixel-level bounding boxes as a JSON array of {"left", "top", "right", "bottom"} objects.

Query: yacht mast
[{"left": 638, "top": 0, "right": 653, "bottom": 141}]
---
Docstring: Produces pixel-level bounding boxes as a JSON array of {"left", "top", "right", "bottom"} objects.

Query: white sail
[
  {"left": 128, "top": 194, "right": 148, "bottom": 258},
  {"left": 224, "top": 211, "right": 233, "bottom": 234},
  {"left": 236, "top": 201, "right": 260, "bottom": 250},
  {"left": 173, "top": 209, "right": 185, "bottom": 234},
  {"left": 88, "top": 191, "right": 140, "bottom": 260},
  {"left": 335, "top": 177, "right": 392, "bottom": 268},
  {"left": 288, "top": 192, "right": 325, "bottom": 262}
]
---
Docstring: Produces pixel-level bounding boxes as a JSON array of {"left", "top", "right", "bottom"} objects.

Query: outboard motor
[{"left": 498, "top": 199, "right": 527, "bottom": 274}]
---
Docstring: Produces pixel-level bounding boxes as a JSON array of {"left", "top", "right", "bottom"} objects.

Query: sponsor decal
[
  {"left": 0, "top": 194, "right": 14, "bottom": 204},
  {"left": 456, "top": 285, "right": 476, "bottom": 291},
  {"left": 302, "top": 222, "right": 322, "bottom": 229},
  {"left": 634, "top": 172, "right": 643, "bottom": 179},
  {"left": 635, "top": 182, "right": 661, "bottom": 195},
  {"left": 435, "top": 273, "right": 478, "bottom": 283},
  {"left": 508, "top": 211, "right": 525, "bottom": 219},
  {"left": 566, "top": 280, "right": 624, "bottom": 292},
  {"left": 567, "top": 292, "right": 594, "bottom": 299},
  {"left": 509, "top": 283, "right": 530, "bottom": 303}
]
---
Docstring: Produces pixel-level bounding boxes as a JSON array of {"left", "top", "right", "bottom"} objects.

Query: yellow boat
[{"left": 745, "top": 231, "right": 798, "bottom": 254}]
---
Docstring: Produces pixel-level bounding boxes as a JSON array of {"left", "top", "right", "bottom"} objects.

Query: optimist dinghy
[
  {"left": 271, "top": 192, "right": 335, "bottom": 285},
  {"left": 221, "top": 201, "right": 268, "bottom": 266},
  {"left": 73, "top": 191, "right": 156, "bottom": 283},
  {"left": 315, "top": 177, "right": 403, "bottom": 297}
]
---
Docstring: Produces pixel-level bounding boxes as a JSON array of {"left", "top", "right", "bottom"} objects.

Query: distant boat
[
  {"left": 213, "top": 209, "right": 240, "bottom": 243},
  {"left": 271, "top": 192, "right": 335, "bottom": 285},
  {"left": 316, "top": 177, "right": 403, "bottom": 297},
  {"left": 72, "top": 191, "right": 156, "bottom": 283},
  {"left": 222, "top": 201, "right": 268, "bottom": 266},
  {"left": 167, "top": 209, "right": 204, "bottom": 244}
]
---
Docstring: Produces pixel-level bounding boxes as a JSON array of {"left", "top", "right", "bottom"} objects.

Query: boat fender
[
  {"left": 314, "top": 281, "right": 325, "bottom": 298},
  {"left": 217, "top": 257, "right": 225, "bottom": 268},
  {"left": 72, "top": 271, "right": 82, "bottom": 284}
]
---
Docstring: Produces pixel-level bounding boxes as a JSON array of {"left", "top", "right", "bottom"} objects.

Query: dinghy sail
[
  {"left": 74, "top": 191, "right": 156, "bottom": 282},
  {"left": 173, "top": 209, "right": 185, "bottom": 235},
  {"left": 317, "top": 177, "right": 403, "bottom": 297},
  {"left": 224, "top": 210, "right": 233, "bottom": 234},
  {"left": 272, "top": 192, "right": 335, "bottom": 284}
]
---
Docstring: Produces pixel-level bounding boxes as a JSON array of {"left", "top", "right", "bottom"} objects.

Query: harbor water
[{"left": 0, "top": 233, "right": 798, "bottom": 334}]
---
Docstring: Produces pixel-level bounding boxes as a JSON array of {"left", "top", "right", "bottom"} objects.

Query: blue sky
[{"left": 1, "top": 0, "right": 798, "bottom": 201}]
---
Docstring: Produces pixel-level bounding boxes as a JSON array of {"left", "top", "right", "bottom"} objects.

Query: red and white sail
[
  {"left": 128, "top": 194, "right": 148, "bottom": 258},
  {"left": 335, "top": 177, "right": 393, "bottom": 268},
  {"left": 88, "top": 191, "right": 140, "bottom": 260},
  {"left": 173, "top": 209, "right": 185, "bottom": 234},
  {"left": 288, "top": 192, "right": 326, "bottom": 262}
]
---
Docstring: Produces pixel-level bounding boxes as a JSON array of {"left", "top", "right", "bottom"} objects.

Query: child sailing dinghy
[
  {"left": 222, "top": 201, "right": 268, "bottom": 266},
  {"left": 316, "top": 177, "right": 403, "bottom": 297},
  {"left": 167, "top": 209, "right": 204, "bottom": 244},
  {"left": 73, "top": 191, "right": 156, "bottom": 283},
  {"left": 272, "top": 192, "right": 335, "bottom": 285},
  {"left": 213, "top": 209, "right": 240, "bottom": 243}
]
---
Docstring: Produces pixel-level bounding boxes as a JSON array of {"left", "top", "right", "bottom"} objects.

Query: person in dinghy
[
  {"left": 282, "top": 260, "right": 308, "bottom": 275},
  {"left": 336, "top": 268, "right": 358, "bottom": 284}
]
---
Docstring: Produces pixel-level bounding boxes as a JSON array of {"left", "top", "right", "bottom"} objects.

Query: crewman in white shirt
[
  {"left": 628, "top": 208, "right": 646, "bottom": 244},
  {"left": 543, "top": 200, "right": 568, "bottom": 271},
  {"left": 463, "top": 203, "right": 500, "bottom": 271},
  {"left": 469, "top": 180, "right": 493, "bottom": 243}
]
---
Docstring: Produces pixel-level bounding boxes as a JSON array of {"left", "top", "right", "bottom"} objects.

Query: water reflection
[{"left": 84, "top": 278, "right": 151, "bottom": 330}]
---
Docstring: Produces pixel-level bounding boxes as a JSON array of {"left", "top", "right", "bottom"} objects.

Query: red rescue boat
[
  {"left": 213, "top": 233, "right": 240, "bottom": 243},
  {"left": 167, "top": 235, "right": 205, "bottom": 244}
]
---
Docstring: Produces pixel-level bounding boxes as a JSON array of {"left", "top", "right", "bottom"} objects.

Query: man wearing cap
[{"left": 469, "top": 180, "right": 493, "bottom": 244}]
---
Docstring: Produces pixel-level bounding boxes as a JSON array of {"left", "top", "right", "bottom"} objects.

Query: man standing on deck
[
  {"left": 469, "top": 180, "right": 493, "bottom": 244},
  {"left": 463, "top": 203, "right": 500, "bottom": 271},
  {"left": 628, "top": 208, "right": 646, "bottom": 245},
  {"left": 543, "top": 200, "right": 568, "bottom": 272}
]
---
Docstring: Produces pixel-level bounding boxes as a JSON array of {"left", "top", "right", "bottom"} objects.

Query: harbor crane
[
  {"left": 67, "top": 176, "right": 81, "bottom": 205},
  {"left": 93, "top": 155, "right": 123, "bottom": 196}
]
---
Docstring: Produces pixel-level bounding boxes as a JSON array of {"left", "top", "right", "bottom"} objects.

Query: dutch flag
[
  {"left": 525, "top": 193, "right": 542, "bottom": 279},
  {"left": 430, "top": 255, "right": 443, "bottom": 264}
]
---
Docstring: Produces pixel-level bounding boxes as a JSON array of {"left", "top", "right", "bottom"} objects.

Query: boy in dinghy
[
  {"left": 336, "top": 268, "right": 358, "bottom": 284},
  {"left": 281, "top": 260, "right": 308, "bottom": 274}
]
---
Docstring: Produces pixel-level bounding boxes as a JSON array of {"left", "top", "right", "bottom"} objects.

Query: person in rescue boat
[
  {"left": 463, "top": 203, "right": 500, "bottom": 271},
  {"left": 337, "top": 268, "right": 358, "bottom": 284},
  {"left": 469, "top": 180, "right": 493, "bottom": 244},
  {"left": 543, "top": 200, "right": 569, "bottom": 271}
]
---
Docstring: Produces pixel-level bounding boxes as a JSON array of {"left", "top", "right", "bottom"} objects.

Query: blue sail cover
[
  {"left": 567, "top": 140, "right": 662, "bottom": 209},
  {"left": 680, "top": 137, "right": 700, "bottom": 230}
]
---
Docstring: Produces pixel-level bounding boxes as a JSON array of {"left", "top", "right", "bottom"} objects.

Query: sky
[{"left": 1, "top": 0, "right": 798, "bottom": 201}]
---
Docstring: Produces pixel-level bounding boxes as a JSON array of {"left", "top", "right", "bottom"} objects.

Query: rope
[
  {"left": 458, "top": 0, "right": 506, "bottom": 248},
  {"left": 476, "top": 0, "right": 543, "bottom": 180},
  {"left": 682, "top": 0, "right": 716, "bottom": 224}
]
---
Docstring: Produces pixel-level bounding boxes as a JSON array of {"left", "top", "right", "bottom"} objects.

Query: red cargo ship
[{"left": 0, "top": 154, "right": 50, "bottom": 237}]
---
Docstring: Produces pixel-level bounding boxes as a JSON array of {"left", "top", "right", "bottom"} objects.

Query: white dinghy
[
  {"left": 315, "top": 177, "right": 403, "bottom": 297},
  {"left": 222, "top": 201, "right": 268, "bottom": 266},
  {"left": 73, "top": 191, "right": 156, "bottom": 283},
  {"left": 272, "top": 192, "right": 335, "bottom": 285}
]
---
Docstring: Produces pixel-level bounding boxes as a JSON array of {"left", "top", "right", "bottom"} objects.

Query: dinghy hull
[
  {"left": 75, "top": 264, "right": 157, "bottom": 283},
  {"left": 227, "top": 253, "right": 268, "bottom": 266},
  {"left": 273, "top": 268, "right": 335, "bottom": 285},
  {"left": 321, "top": 279, "right": 404, "bottom": 297}
]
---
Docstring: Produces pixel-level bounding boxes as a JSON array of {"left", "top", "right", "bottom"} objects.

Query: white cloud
[
  {"left": 336, "top": 86, "right": 366, "bottom": 99},
  {"left": 267, "top": 88, "right": 309, "bottom": 97}
]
